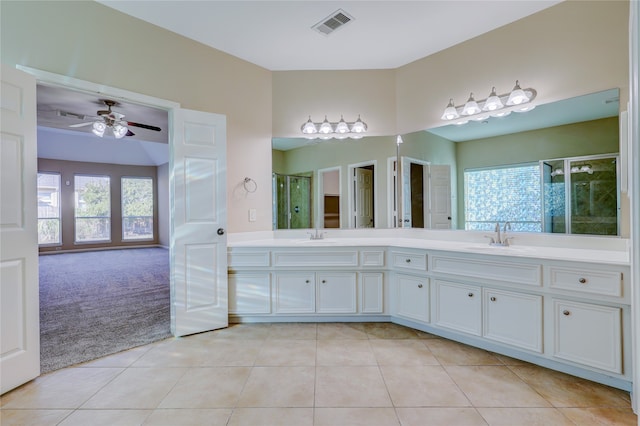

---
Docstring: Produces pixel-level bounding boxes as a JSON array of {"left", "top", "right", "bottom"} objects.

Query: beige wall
[
  {"left": 1, "top": 0, "right": 273, "bottom": 232},
  {"left": 37, "top": 158, "right": 159, "bottom": 252},
  {"left": 396, "top": 0, "right": 629, "bottom": 134},
  {"left": 272, "top": 70, "right": 397, "bottom": 137}
]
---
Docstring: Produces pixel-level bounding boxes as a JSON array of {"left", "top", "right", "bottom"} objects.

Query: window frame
[
  {"left": 37, "top": 172, "right": 62, "bottom": 246},
  {"left": 121, "top": 176, "right": 155, "bottom": 242},
  {"left": 74, "top": 174, "right": 112, "bottom": 244}
]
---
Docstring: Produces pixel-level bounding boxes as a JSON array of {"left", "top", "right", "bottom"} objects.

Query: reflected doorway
[
  {"left": 349, "top": 162, "right": 375, "bottom": 228},
  {"left": 318, "top": 167, "right": 341, "bottom": 228}
]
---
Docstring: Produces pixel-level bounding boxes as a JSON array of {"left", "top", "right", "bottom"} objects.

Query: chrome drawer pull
[
  {"left": 563, "top": 310, "right": 571, "bottom": 316},
  {"left": 490, "top": 296, "right": 497, "bottom": 302},
  {"left": 417, "top": 284, "right": 423, "bottom": 288},
  {"left": 578, "top": 278, "right": 587, "bottom": 284},
  {"left": 468, "top": 293, "right": 474, "bottom": 297},
  {"left": 405, "top": 258, "right": 411, "bottom": 263}
]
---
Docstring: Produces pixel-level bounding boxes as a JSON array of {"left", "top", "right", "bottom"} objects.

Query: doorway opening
[{"left": 349, "top": 161, "right": 376, "bottom": 228}]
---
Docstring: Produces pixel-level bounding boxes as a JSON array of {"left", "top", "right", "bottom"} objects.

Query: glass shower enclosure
[{"left": 272, "top": 173, "right": 312, "bottom": 229}]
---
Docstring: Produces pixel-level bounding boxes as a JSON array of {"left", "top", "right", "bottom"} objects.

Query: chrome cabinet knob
[
  {"left": 322, "top": 280, "right": 326, "bottom": 283},
  {"left": 490, "top": 296, "right": 497, "bottom": 302},
  {"left": 578, "top": 278, "right": 587, "bottom": 284},
  {"left": 468, "top": 293, "right": 474, "bottom": 297},
  {"left": 305, "top": 280, "right": 310, "bottom": 283},
  {"left": 405, "top": 258, "right": 411, "bottom": 263},
  {"left": 563, "top": 310, "right": 571, "bottom": 316},
  {"left": 417, "top": 283, "right": 423, "bottom": 288}
]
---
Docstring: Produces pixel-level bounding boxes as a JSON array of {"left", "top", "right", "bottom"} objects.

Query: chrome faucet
[
  {"left": 484, "top": 222, "right": 514, "bottom": 246},
  {"left": 308, "top": 228, "right": 325, "bottom": 240}
]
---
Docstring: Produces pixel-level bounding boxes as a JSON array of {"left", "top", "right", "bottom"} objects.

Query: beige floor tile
[
  {"left": 0, "top": 409, "right": 72, "bottom": 425},
  {"left": 143, "top": 408, "right": 232, "bottom": 425},
  {"left": 200, "top": 339, "right": 263, "bottom": 366},
  {"left": 559, "top": 407, "right": 639, "bottom": 426},
  {"left": 492, "top": 353, "right": 531, "bottom": 366},
  {"left": 369, "top": 339, "right": 439, "bottom": 365},
  {"left": 159, "top": 367, "right": 251, "bottom": 408},
  {"left": 396, "top": 407, "right": 488, "bottom": 426},
  {"left": 79, "top": 345, "right": 153, "bottom": 368},
  {"left": 413, "top": 330, "right": 442, "bottom": 339},
  {"left": 81, "top": 367, "right": 187, "bottom": 409},
  {"left": 228, "top": 408, "right": 314, "bottom": 426},
  {"left": 317, "top": 323, "right": 369, "bottom": 339},
  {"left": 445, "top": 366, "right": 551, "bottom": 408},
  {"left": 57, "top": 409, "right": 151, "bottom": 426},
  {"left": 207, "top": 323, "right": 272, "bottom": 339},
  {"left": 509, "top": 365, "right": 632, "bottom": 408},
  {"left": 316, "top": 339, "right": 376, "bottom": 365},
  {"left": 315, "top": 366, "right": 392, "bottom": 407},
  {"left": 132, "top": 337, "right": 209, "bottom": 367},
  {"left": 477, "top": 407, "right": 575, "bottom": 425},
  {"left": 380, "top": 365, "right": 470, "bottom": 407},
  {"left": 0, "top": 368, "right": 123, "bottom": 409},
  {"left": 267, "top": 323, "right": 317, "bottom": 339},
  {"left": 363, "top": 322, "right": 420, "bottom": 339},
  {"left": 255, "top": 339, "right": 316, "bottom": 366},
  {"left": 237, "top": 366, "right": 315, "bottom": 407},
  {"left": 314, "top": 407, "right": 399, "bottom": 425},
  {"left": 424, "top": 339, "right": 503, "bottom": 365}
]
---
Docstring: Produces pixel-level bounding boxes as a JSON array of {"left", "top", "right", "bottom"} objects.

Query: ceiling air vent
[{"left": 312, "top": 9, "right": 354, "bottom": 36}]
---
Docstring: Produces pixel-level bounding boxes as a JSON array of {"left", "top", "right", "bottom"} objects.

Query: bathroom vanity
[{"left": 227, "top": 229, "right": 631, "bottom": 391}]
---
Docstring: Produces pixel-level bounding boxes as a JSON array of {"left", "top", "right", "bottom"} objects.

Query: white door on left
[{"left": 0, "top": 65, "right": 40, "bottom": 394}]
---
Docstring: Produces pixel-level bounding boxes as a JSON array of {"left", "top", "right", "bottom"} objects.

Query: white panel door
[
  {"left": 434, "top": 280, "right": 481, "bottom": 336},
  {"left": 395, "top": 274, "right": 429, "bottom": 323},
  {"left": 0, "top": 65, "right": 40, "bottom": 394},
  {"left": 354, "top": 167, "right": 374, "bottom": 228},
  {"left": 172, "top": 109, "right": 228, "bottom": 336},
  {"left": 429, "top": 165, "right": 452, "bottom": 229},
  {"left": 316, "top": 272, "right": 357, "bottom": 314}
]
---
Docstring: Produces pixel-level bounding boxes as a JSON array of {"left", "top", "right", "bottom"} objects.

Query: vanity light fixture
[
  {"left": 301, "top": 114, "right": 368, "bottom": 139},
  {"left": 441, "top": 80, "right": 537, "bottom": 125}
]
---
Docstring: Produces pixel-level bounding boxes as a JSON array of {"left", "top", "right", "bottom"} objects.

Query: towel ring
[{"left": 243, "top": 177, "right": 257, "bottom": 193}]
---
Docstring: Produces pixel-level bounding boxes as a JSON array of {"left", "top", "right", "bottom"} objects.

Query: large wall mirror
[{"left": 272, "top": 88, "right": 624, "bottom": 236}]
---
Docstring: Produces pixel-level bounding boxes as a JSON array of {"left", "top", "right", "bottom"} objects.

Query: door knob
[{"left": 217, "top": 228, "right": 225, "bottom": 235}]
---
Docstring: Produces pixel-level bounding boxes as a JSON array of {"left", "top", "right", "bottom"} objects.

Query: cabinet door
[
  {"left": 274, "top": 272, "right": 315, "bottom": 314},
  {"left": 228, "top": 273, "right": 271, "bottom": 314},
  {"left": 484, "top": 289, "right": 542, "bottom": 353},
  {"left": 434, "top": 280, "right": 481, "bottom": 336},
  {"left": 553, "top": 299, "right": 621, "bottom": 373},
  {"left": 361, "top": 272, "right": 384, "bottom": 314},
  {"left": 317, "top": 272, "right": 357, "bottom": 313},
  {"left": 395, "top": 274, "right": 429, "bottom": 323}
]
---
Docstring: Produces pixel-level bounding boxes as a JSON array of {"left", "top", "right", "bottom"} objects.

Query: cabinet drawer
[
  {"left": 553, "top": 299, "right": 621, "bottom": 373},
  {"left": 361, "top": 250, "right": 385, "bottom": 267},
  {"left": 273, "top": 250, "right": 358, "bottom": 267},
  {"left": 228, "top": 251, "right": 270, "bottom": 268},
  {"left": 391, "top": 251, "right": 427, "bottom": 271},
  {"left": 431, "top": 255, "right": 541, "bottom": 287},
  {"left": 549, "top": 267, "right": 622, "bottom": 297}
]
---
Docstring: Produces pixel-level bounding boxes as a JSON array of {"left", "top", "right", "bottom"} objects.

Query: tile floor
[{"left": 1, "top": 322, "right": 637, "bottom": 426}]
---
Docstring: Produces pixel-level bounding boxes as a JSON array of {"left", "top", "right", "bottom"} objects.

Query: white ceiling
[{"left": 97, "top": 0, "right": 562, "bottom": 71}]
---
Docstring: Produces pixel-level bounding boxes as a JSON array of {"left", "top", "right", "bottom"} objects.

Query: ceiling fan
[{"left": 67, "top": 99, "right": 161, "bottom": 139}]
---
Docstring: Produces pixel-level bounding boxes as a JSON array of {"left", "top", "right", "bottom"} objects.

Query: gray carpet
[{"left": 39, "top": 247, "right": 171, "bottom": 373}]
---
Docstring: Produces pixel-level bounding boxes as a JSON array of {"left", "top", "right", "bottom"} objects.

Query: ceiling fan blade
[
  {"left": 127, "top": 121, "right": 161, "bottom": 132},
  {"left": 69, "top": 122, "right": 95, "bottom": 128},
  {"left": 126, "top": 129, "right": 135, "bottom": 137}
]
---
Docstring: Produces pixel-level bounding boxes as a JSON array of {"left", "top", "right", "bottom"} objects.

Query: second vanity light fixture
[
  {"left": 441, "top": 80, "right": 537, "bottom": 125},
  {"left": 301, "top": 115, "right": 368, "bottom": 140}
]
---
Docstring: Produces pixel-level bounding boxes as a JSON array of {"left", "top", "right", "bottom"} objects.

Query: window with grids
[
  {"left": 37, "top": 173, "right": 61, "bottom": 245},
  {"left": 464, "top": 164, "right": 542, "bottom": 232},
  {"left": 121, "top": 177, "right": 154, "bottom": 241},
  {"left": 74, "top": 175, "right": 111, "bottom": 242}
]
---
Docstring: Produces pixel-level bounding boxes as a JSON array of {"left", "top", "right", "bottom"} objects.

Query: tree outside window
[
  {"left": 122, "top": 177, "right": 154, "bottom": 240},
  {"left": 75, "top": 175, "right": 111, "bottom": 242}
]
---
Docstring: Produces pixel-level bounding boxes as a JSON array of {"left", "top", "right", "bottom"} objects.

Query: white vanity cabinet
[
  {"left": 274, "top": 272, "right": 316, "bottom": 314},
  {"left": 229, "top": 273, "right": 271, "bottom": 314},
  {"left": 552, "top": 299, "right": 622, "bottom": 374},
  {"left": 434, "top": 280, "right": 481, "bottom": 336},
  {"left": 394, "top": 273, "right": 430, "bottom": 323},
  {"left": 316, "top": 272, "right": 357, "bottom": 313},
  {"left": 483, "top": 288, "right": 542, "bottom": 353}
]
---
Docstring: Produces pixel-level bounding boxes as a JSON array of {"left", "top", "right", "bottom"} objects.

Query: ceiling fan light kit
[
  {"left": 66, "top": 99, "right": 162, "bottom": 139},
  {"left": 441, "top": 80, "right": 537, "bottom": 125},
  {"left": 300, "top": 114, "right": 368, "bottom": 140}
]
